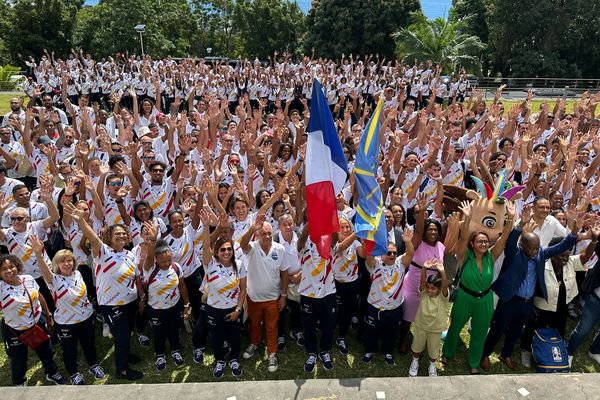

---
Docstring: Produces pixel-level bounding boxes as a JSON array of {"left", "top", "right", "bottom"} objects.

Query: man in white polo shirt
[{"left": 239, "top": 213, "right": 288, "bottom": 373}]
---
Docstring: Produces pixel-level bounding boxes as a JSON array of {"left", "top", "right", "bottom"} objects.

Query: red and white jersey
[
  {"left": 49, "top": 271, "right": 93, "bottom": 325},
  {"left": 332, "top": 240, "right": 361, "bottom": 283},
  {"left": 0, "top": 221, "right": 50, "bottom": 279},
  {"left": 367, "top": 257, "right": 406, "bottom": 310},
  {"left": 140, "top": 179, "right": 175, "bottom": 223},
  {"left": 0, "top": 275, "right": 42, "bottom": 330},
  {"left": 164, "top": 224, "right": 202, "bottom": 278},
  {"left": 94, "top": 243, "right": 138, "bottom": 306},
  {"left": 205, "top": 258, "right": 246, "bottom": 309},
  {"left": 143, "top": 263, "right": 182, "bottom": 310},
  {"left": 298, "top": 239, "right": 336, "bottom": 299}
]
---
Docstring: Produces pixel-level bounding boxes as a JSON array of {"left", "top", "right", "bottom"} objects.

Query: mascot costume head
[{"left": 444, "top": 170, "right": 525, "bottom": 242}]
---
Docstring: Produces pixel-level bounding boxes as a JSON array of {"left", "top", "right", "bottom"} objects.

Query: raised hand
[
  {"left": 143, "top": 221, "right": 159, "bottom": 241},
  {"left": 458, "top": 200, "right": 472, "bottom": 219},
  {"left": 402, "top": 226, "right": 414, "bottom": 243},
  {"left": 28, "top": 235, "right": 45, "bottom": 255},
  {"left": 252, "top": 213, "right": 266, "bottom": 231}
]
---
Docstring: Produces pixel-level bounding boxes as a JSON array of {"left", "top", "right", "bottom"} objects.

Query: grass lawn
[
  {"left": 0, "top": 306, "right": 597, "bottom": 386},
  {"left": 0, "top": 94, "right": 579, "bottom": 117}
]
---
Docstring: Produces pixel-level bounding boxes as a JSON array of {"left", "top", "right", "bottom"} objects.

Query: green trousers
[{"left": 442, "top": 288, "right": 494, "bottom": 369}]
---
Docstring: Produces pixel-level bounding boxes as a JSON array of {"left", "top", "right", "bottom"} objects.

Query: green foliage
[
  {"left": 234, "top": 0, "right": 305, "bottom": 60},
  {"left": 304, "top": 0, "right": 420, "bottom": 59},
  {"left": 4, "top": 0, "right": 81, "bottom": 63},
  {"left": 72, "top": 0, "right": 198, "bottom": 58},
  {"left": 0, "top": 65, "right": 21, "bottom": 81},
  {"left": 392, "top": 13, "right": 485, "bottom": 73}
]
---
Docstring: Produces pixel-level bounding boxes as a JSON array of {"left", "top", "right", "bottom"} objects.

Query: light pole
[
  {"left": 134, "top": 24, "right": 146, "bottom": 57},
  {"left": 206, "top": 47, "right": 212, "bottom": 57}
]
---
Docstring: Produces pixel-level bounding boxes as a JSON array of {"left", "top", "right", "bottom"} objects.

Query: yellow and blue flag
[{"left": 353, "top": 98, "right": 387, "bottom": 256}]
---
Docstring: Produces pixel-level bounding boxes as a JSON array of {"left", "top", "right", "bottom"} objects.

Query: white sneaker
[
  {"left": 521, "top": 350, "right": 532, "bottom": 368},
  {"left": 409, "top": 357, "right": 419, "bottom": 377},
  {"left": 568, "top": 355, "right": 574, "bottom": 369},
  {"left": 268, "top": 353, "right": 278, "bottom": 373},
  {"left": 428, "top": 362, "right": 438, "bottom": 377},
  {"left": 588, "top": 351, "right": 600, "bottom": 365}
]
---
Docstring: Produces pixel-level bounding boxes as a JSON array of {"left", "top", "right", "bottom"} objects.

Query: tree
[
  {"left": 191, "top": 0, "right": 241, "bottom": 57},
  {"left": 392, "top": 14, "right": 486, "bottom": 73},
  {"left": 73, "top": 0, "right": 197, "bottom": 58},
  {"left": 304, "top": 0, "right": 420, "bottom": 59},
  {"left": 4, "top": 0, "right": 81, "bottom": 63},
  {"left": 486, "top": 0, "right": 600, "bottom": 78},
  {"left": 234, "top": 0, "right": 305, "bottom": 59}
]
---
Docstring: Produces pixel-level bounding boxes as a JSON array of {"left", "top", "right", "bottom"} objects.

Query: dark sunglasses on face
[
  {"left": 219, "top": 247, "right": 233, "bottom": 252},
  {"left": 387, "top": 251, "right": 397, "bottom": 256},
  {"left": 11, "top": 216, "right": 26, "bottom": 222},
  {"left": 152, "top": 168, "right": 165, "bottom": 173}
]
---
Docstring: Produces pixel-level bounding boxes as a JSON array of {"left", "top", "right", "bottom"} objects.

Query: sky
[{"left": 84, "top": 0, "right": 451, "bottom": 19}]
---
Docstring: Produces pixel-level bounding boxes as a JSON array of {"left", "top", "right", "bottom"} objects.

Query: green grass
[
  {"left": 0, "top": 308, "right": 597, "bottom": 386},
  {"left": 0, "top": 94, "right": 580, "bottom": 117}
]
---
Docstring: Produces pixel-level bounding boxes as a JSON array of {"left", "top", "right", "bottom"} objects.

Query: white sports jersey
[
  {"left": 144, "top": 262, "right": 182, "bottom": 310},
  {"left": 0, "top": 221, "right": 50, "bottom": 279},
  {"left": 332, "top": 240, "right": 361, "bottom": 283},
  {"left": 49, "top": 271, "right": 93, "bottom": 325},
  {"left": 94, "top": 243, "right": 138, "bottom": 306},
  {"left": 298, "top": 239, "right": 336, "bottom": 299},
  {"left": 204, "top": 258, "right": 246, "bottom": 309},
  {"left": 367, "top": 257, "right": 406, "bottom": 310},
  {"left": 0, "top": 275, "right": 42, "bottom": 330}
]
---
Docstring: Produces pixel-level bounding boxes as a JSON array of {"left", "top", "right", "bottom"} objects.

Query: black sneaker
[
  {"left": 88, "top": 364, "right": 106, "bottom": 380},
  {"left": 70, "top": 372, "right": 85, "bottom": 385},
  {"left": 213, "top": 360, "right": 226, "bottom": 379},
  {"left": 117, "top": 368, "right": 144, "bottom": 381},
  {"left": 129, "top": 354, "right": 142, "bottom": 364},
  {"left": 336, "top": 338, "right": 348, "bottom": 356},
  {"left": 193, "top": 348, "right": 204, "bottom": 364},
  {"left": 137, "top": 333, "right": 151, "bottom": 347},
  {"left": 384, "top": 353, "right": 396, "bottom": 366},
  {"left": 229, "top": 359, "right": 242, "bottom": 377},
  {"left": 277, "top": 336, "right": 286, "bottom": 351},
  {"left": 319, "top": 351, "right": 334, "bottom": 370},
  {"left": 304, "top": 353, "right": 317, "bottom": 373},
  {"left": 171, "top": 350, "right": 184, "bottom": 366},
  {"left": 156, "top": 355, "right": 167, "bottom": 371},
  {"left": 45, "top": 371, "right": 67, "bottom": 385},
  {"left": 363, "top": 352, "right": 374, "bottom": 364},
  {"left": 290, "top": 331, "right": 305, "bottom": 346}
]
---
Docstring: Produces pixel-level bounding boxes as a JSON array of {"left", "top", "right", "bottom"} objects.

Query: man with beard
[{"left": 1, "top": 98, "right": 25, "bottom": 126}]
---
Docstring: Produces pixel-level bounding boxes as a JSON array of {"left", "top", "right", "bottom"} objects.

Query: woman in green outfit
[{"left": 442, "top": 200, "right": 516, "bottom": 374}]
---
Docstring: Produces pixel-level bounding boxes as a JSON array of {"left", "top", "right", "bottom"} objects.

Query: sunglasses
[
  {"left": 141, "top": 156, "right": 154, "bottom": 161},
  {"left": 219, "top": 247, "right": 233, "bottom": 252},
  {"left": 11, "top": 216, "right": 26, "bottom": 222},
  {"left": 152, "top": 168, "right": 165, "bottom": 173},
  {"left": 112, "top": 148, "right": 123, "bottom": 152},
  {"left": 386, "top": 251, "right": 397, "bottom": 256},
  {"left": 108, "top": 182, "right": 122, "bottom": 187}
]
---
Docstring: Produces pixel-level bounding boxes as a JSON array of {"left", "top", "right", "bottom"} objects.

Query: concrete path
[{"left": 1, "top": 373, "right": 597, "bottom": 400}]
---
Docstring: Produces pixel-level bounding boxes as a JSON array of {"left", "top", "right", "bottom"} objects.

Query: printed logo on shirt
[{"left": 271, "top": 252, "right": 279, "bottom": 261}]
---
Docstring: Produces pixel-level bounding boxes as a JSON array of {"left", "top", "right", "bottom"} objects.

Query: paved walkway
[{"left": 1, "top": 373, "right": 597, "bottom": 400}]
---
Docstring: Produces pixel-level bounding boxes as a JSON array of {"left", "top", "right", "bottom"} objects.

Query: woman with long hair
[
  {"left": 442, "top": 201, "right": 515, "bottom": 374},
  {"left": 200, "top": 209, "right": 247, "bottom": 378}
]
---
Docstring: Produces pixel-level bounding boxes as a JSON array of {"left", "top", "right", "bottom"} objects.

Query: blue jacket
[{"left": 492, "top": 228, "right": 578, "bottom": 303}]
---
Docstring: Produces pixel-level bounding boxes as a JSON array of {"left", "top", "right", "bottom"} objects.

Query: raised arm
[
  {"left": 490, "top": 201, "right": 516, "bottom": 261},
  {"left": 29, "top": 235, "right": 53, "bottom": 285},
  {"left": 65, "top": 202, "right": 102, "bottom": 258}
]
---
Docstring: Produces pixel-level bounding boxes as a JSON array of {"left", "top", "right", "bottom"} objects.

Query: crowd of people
[{"left": 0, "top": 49, "right": 600, "bottom": 386}]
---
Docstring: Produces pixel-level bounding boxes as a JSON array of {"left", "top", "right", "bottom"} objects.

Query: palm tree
[{"left": 392, "top": 14, "right": 486, "bottom": 74}]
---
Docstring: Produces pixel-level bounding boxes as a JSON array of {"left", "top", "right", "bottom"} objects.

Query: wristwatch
[{"left": 235, "top": 307, "right": 242, "bottom": 313}]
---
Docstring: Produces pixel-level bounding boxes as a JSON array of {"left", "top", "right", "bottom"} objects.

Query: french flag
[{"left": 305, "top": 79, "right": 348, "bottom": 259}]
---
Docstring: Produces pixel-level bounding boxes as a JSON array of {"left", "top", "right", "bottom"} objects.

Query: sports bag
[{"left": 532, "top": 328, "right": 569, "bottom": 373}]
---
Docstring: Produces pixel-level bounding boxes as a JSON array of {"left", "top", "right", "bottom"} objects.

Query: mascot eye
[{"left": 482, "top": 216, "right": 497, "bottom": 228}]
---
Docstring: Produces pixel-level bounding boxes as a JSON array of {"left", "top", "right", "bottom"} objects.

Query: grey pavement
[{"left": 1, "top": 373, "right": 598, "bottom": 400}]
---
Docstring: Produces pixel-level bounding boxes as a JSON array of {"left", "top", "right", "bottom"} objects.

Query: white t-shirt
[
  {"left": 205, "top": 258, "right": 246, "bottom": 309},
  {"left": 164, "top": 224, "right": 202, "bottom": 278},
  {"left": 140, "top": 178, "right": 176, "bottom": 223},
  {"left": 144, "top": 262, "right": 183, "bottom": 310},
  {"left": 298, "top": 239, "right": 336, "bottom": 299},
  {"left": 367, "top": 257, "right": 406, "bottom": 310},
  {"left": 332, "top": 240, "right": 361, "bottom": 283},
  {"left": 94, "top": 243, "right": 138, "bottom": 306},
  {"left": 245, "top": 241, "right": 287, "bottom": 302},
  {"left": 0, "top": 275, "right": 42, "bottom": 330},
  {"left": 0, "top": 221, "right": 50, "bottom": 279},
  {"left": 49, "top": 271, "right": 94, "bottom": 325}
]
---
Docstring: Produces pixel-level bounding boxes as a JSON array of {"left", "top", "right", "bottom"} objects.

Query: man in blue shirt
[{"left": 479, "top": 217, "right": 581, "bottom": 371}]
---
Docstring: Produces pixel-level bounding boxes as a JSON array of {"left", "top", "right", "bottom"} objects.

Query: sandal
[
  {"left": 470, "top": 368, "right": 480, "bottom": 375},
  {"left": 440, "top": 356, "right": 449, "bottom": 367}
]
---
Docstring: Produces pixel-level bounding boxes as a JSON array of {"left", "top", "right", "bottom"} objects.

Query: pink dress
[{"left": 401, "top": 240, "right": 445, "bottom": 322}]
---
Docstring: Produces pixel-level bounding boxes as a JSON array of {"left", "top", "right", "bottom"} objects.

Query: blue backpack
[{"left": 532, "top": 328, "right": 569, "bottom": 373}]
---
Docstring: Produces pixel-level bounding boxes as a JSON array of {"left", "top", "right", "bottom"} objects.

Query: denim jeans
[{"left": 567, "top": 293, "right": 600, "bottom": 356}]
